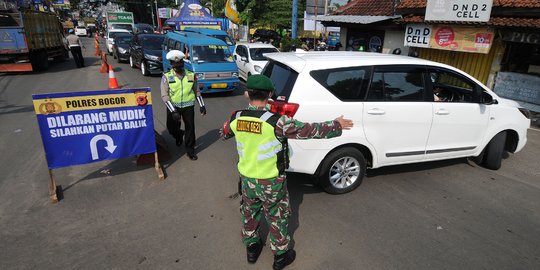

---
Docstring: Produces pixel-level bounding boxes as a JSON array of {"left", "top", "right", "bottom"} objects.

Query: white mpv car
[
  {"left": 234, "top": 42, "right": 279, "bottom": 80},
  {"left": 262, "top": 51, "right": 530, "bottom": 194}
]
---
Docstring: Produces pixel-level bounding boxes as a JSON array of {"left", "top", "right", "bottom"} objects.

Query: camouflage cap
[{"left": 246, "top": 75, "right": 275, "bottom": 92}]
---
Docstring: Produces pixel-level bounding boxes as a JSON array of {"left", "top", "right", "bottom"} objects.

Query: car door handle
[
  {"left": 367, "top": 108, "right": 385, "bottom": 115},
  {"left": 435, "top": 109, "right": 450, "bottom": 115}
]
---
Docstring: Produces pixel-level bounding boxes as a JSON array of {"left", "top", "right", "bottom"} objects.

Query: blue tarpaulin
[{"left": 166, "top": 0, "right": 221, "bottom": 30}]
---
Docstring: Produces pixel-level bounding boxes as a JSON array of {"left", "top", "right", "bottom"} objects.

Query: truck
[
  {"left": 0, "top": 10, "right": 68, "bottom": 72},
  {"left": 106, "top": 11, "right": 134, "bottom": 32}
]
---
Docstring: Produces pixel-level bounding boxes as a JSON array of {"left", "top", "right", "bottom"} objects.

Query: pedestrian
[
  {"left": 220, "top": 75, "right": 353, "bottom": 269},
  {"left": 161, "top": 50, "right": 206, "bottom": 160},
  {"left": 66, "top": 29, "right": 85, "bottom": 68}
]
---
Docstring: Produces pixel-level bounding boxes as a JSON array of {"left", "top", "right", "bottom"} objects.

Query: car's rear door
[
  {"left": 424, "top": 67, "right": 490, "bottom": 159},
  {"left": 363, "top": 65, "right": 432, "bottom": 166}
]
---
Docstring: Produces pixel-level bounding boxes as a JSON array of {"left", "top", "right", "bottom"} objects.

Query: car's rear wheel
[
  {"left": 317, "top": 147, "right": 366, "bottom": 194},
  {"left": 482, "top": 131, "right": 507, "bottom": 170}
]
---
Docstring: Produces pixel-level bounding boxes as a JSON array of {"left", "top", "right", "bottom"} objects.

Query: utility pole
[
  {"left": 154, "top": 0, "right": 159, "bottom": 31},
  {"left": 292, "top": 0, "right": 297, "bottom": 39},
  {"left": 314, "top": 0, "right": 318, "bottom": 47}
]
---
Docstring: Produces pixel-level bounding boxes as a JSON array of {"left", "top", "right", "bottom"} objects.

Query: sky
[{"left": 331, "top": 0, "right": 349, "bottom": 5}]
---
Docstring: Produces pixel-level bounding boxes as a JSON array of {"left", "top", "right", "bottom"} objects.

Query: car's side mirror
[
  {"left": 234, "top": 55, "right": 237, "bottom": 60},
  {"left": 482, "top": 92, "right": 498, "bottom": 105}
]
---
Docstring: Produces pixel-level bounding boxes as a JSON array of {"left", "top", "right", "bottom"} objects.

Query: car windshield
[
  {"left": 112, "top": 24, "right": 132, "bottom": 31},
  {"left": 140, "top": 36, "right": 164, "bottom": 50},
  {"left": 137, "top": 26, "right": 153, "bottom": 33},
  {"left": 192, "top": 45, "right": 234, "bottom": 64},
  {"left": 249, "top": 48, "right": 278, "bottom": 61},
  {"left": 115, "top": 35, "right": 132, "bottom": 45},
  {"left": 0, "top": 14, "right": 18, "bottom": 27},
  {"left": 212, "top": 35, "right": 235, "bottom": 46},
  {"left": 109, "top": 32, "right": 126, "bottom": 39}
]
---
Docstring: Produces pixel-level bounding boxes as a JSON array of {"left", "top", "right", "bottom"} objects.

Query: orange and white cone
[
  {"left": 100, "top": 52, "right": 108, "bottom": 73},
  {"left": 94, "top": 41, "right": 100, "bottom": 56},
  {"left": 108, "top": 65, "right": 119, "bottom": 89}
]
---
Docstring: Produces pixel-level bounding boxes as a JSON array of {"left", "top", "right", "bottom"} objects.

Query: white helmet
[{"left": 166, "top": 50, "right": 185, "bottom": 63}]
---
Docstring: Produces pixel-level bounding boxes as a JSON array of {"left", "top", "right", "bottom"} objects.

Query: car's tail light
[{"left": 269, "top": 100, "right": 299, "bottom": 117}]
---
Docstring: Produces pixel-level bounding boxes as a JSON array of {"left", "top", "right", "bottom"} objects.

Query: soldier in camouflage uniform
[{"left": 221, "top": 75, "right": 353, "bottom": 270}]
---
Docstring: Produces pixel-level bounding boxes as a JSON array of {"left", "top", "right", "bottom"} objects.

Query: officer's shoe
[
  {"left": 246, "top": 240, "right": 263, "bottom": 264},
  {"left": 272, "top": 249, "right": 296, "bottom": 270},
  {"left": 187, "top": 153, "right": 198, "bottom": 160}
]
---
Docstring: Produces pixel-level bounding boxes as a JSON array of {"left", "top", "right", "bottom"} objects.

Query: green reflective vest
[
  {"left": 229, "top": 110, "right": 287, "bottom": 179},
  {"left": 165, "top": 69, "right": 195, "bottom": 107}
]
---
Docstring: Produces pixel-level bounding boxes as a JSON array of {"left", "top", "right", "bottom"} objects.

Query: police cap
[
  {"left": 166, "top": 50, "right": 185, "bottom": 63},
  {"left": 246, "top": 75, "right": 275, "bottom": 92}
]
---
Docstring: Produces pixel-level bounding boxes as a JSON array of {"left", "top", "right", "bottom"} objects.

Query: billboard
[
  {"left": 425, "top": 0, "right": 493, "bottom": 22},
  {"left": 404, "top": 24, "right": 494, "bottom": 54}
]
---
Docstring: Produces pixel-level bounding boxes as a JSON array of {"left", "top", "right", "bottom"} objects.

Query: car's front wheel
[
  {"left": 129, "top": 56, "right": 135, "bottom": 68},
  {"left": 482, "top": 131, "right": 507, "bottom": 170},
  {"left": 141, "top": 61, "right": 149, "bottom": 76},
  {"left": 317, "top": 147, "right": 366, "bottom": 194}
]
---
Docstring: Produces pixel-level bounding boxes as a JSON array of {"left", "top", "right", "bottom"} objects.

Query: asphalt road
[{"left": 1, "top": 37, "right": 539, "bottom": 270}]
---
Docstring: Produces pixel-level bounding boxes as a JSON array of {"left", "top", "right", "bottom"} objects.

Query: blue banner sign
[{"left": 32, "top": 88, "right": 156, "bottom": 169}]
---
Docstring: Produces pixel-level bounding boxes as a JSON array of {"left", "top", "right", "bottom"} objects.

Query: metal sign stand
[
  {"left": 47, "top": 151, "right": 164, "bottom": 204},
  {"left": 48, "top": 169, "right": 58, "bottom": 203},
  {"left": 154, "top": 151, "right": 165, "bottom": 180}
]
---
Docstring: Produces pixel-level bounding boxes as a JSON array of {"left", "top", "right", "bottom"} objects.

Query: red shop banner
[{"left": 429, "top": 25, "right": 494, "bottom": 54}]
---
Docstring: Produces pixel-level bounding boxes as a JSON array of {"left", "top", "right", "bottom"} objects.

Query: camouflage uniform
[{"left": 228, "top": 104, "right": 343, "bottom": 255}]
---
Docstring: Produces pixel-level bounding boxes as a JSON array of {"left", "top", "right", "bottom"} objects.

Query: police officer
[
  {"left": 161, "top": 50, "right": 206, "bottom": 160},
  {"left": 66, "top": 29, "right": 85, "bottom": 68},
  {"left": 221, "top": 75, "right": 353, "bottom": 269}
]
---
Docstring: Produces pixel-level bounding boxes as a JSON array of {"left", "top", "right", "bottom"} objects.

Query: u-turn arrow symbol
[{"left": 90, "top": 134, "right": 117, "bottom": 160}]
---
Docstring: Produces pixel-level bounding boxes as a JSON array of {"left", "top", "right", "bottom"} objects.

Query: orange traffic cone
[
  {"left": 94, "top": 43, "right": 100, "bottom": 56},
  {"left": 108, "top": 65, "right": 119, "bottom": 89},
  {"left": 100, "top": 52, "right": 108, "bottom": 73}
]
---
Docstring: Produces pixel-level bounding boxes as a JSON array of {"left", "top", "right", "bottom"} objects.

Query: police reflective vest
[
  {"left": 165, "top": 69, "right": 195, "bottom": 108},
  {"left": 229, "top": 110, "right": 288, "bottom": 179}
]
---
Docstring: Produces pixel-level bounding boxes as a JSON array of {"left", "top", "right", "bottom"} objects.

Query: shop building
[
  {"left": 317, "top": 0, "right": 403, "bottom": 54},
  {"left": 397, "top": 0, "right": 540, "bottom": 115}
]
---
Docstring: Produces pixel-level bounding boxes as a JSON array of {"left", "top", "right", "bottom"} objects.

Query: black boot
[
  {"left": 246, "top": 240, "right": 263, "bottom": 264},
  {"left": 273, "top": 249, "right": 296, "bottom": 270}
]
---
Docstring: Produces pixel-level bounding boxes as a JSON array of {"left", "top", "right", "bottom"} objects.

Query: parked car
[
  {"left": 133, "top": 23, "right": 154, "bottom": 34},
  {"left": 233, "top": 42, "right": 279, "bottom": 80},
  {"left": 106, "top": 29, "right": 131, "bottom": 55},
  {"left": 129, "top": 33, "right": 164, "bottom": 76},
  {"left": 262, "top": 51, "right": 530, "bottom": 194},
  {"left": 74, "top": 26, "right": 87, "bottom": 37},
  {"left": 112, "top": 33, "right": 133, "bottom": 63}
]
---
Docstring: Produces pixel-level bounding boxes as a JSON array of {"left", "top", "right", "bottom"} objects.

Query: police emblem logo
[
  {"left": 187, "top": 74, "right": 194, "bottom": 82},
  {"left": 134, "top": 91, "right": 148, "bottom": 106},
  {"left": 38, "top": 99, "right": 62, "bottom": 115},
  {"left": 236, "top": 120, "right": 262, "bottom": 134}
]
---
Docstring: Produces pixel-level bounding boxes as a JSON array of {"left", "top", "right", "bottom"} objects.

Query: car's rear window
[
  {"left": 262, "top": 61, "right": 298, "bottom": 102},
  {"left": 310, "top": 66, "right": 372, "bottom": 101}
]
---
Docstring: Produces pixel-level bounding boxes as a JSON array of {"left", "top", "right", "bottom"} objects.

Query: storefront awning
[{"left": 315, "top": 15, "right": 401, "bottom": 24}]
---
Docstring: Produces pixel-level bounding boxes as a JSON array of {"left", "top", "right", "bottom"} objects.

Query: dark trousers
[
  {"left": 70, "top": 46, "right": 85, "bottom": 68},
  {"left": 167, "top": 105, "right": 196, "bottom": 155}
]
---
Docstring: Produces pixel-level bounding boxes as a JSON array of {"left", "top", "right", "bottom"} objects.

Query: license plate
[{"left": 211, "top": 83, "right": 227, "bottom": 88}]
